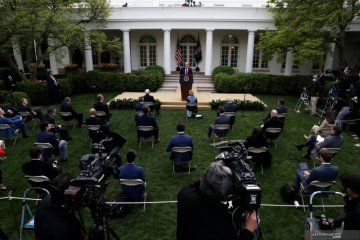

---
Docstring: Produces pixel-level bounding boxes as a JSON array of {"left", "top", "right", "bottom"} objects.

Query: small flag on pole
[{"left": 175, "top": 37, "right": 182, "bottom": 66}]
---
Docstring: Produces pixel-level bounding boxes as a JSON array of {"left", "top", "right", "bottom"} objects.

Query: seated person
[
  {"left": 245, "top": 127, "right": 271, "bottom": 167},
  {"left": 16, "top": 98, "right": 42, "bottom": 122},
  {"left": 60, "top": 97, "right": 83, "bottom": 128},
  {"left": 86, "top": 108, "right": 105, "bottom": 139},
  {"left": 293, "top": 148, "right": 339, "bottom": 194},
  {"left": 264, "top": 98, "right": 288, "bottom": 121},
  {"left": 136, "top": 105, "right": 159, "bottom": 143},
  {"left": 294, "top": 125, "right": 321, "bottom": 160},
  {"left": 177, "top": 161, "right": 257, "bottom": 240},
  {"left": 316, "top": 111, "right": 336, "bottom": 137},
  {"left": 0, "top": 107, "right": 29, "bottom": 138},
  {"left": 143, "top": 89, "right": 160, "bottom": 115},
  {"left": 22, "top": 147, "right": 60, "bottom": 181},
  {"left": 135, "top": 96, "right": 144, "bottom": 121},
  {"left": 186, "top": 90, "right": 198, "bottom": 118},
  {"left": 118, "top": 149, "right": 146, "bottom": 200},
  {"left": 42, "top": 108, "right": 71, "bottom": 141},
  {"left": 208, "top": 106, "right": 231, "bottom": 140},
  {"left": 166, "top": 123, "right": 194, "bottom": 171},
  {"left": 222, "top": 97, "right": 238, "bottom": 127},
  {"left": 332, "top": 173, "right": 360, "bottom": 237},
  {"left": 262, "top": 110, "right": 284, "bottom": 139},
  {"left": 0, "top": 140, "right": 6, "bottom": 191},
  {"left": 311, "top": 125, "right": 344, "bottom": 158},
  {"left": 35, "top": 173, "right": 85, "bottom": 240},
  {"left": 36, "top": 122, "right": 68, "bottom": 162},
  {"left": 91, "top": 125, "right": 126, "bottom": 171},
  {"left": 93, "top": 93, "right": 112, "bottom": 122}
]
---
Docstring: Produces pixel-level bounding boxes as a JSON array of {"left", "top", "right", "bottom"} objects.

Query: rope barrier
[{"left": 0, "top": 193, "right": 344, "bottom": 208}]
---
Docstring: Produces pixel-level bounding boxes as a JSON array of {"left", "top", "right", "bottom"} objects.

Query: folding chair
[
  {"left": 224, "top": 112, "right": 236, "bottom": 128},
  {"left": 86, "top": 125, "right": 101, "bottom": 147},
  {"left": 311, "top": 148, "right": 340, "bottom": 167},
  {"left": 264, "top": 127, "right": 282, "bottom": 149},
  {"left": 60, "top": 112, "right": 76, "bottom": 129},
  {"left": 19, "top": 187, "right": 50, "bottom": 240},
  {"left": 247, "top": 147, "right": 268, "bottom": 175},
  {"left": 341, "top": 118, "right": 360, "bottom": 131},
  {"left": 18, "top": 111, "right": 37, "bottom": 130},
  {"left": 185, "top": 102, "right": 197, "bottom": 119},
  {"left": 318, "top": 128, "right": 332, "bottom": 138},
  {"left": 171, "top": 146, "right": 193, "bottom": 174},
  {"left": 0, "top": 124, "right": 19, "bottom": 146},
  {"left": 33, "top": 142, "right": 57, "bottom": 161},
  {"left": 212, "top": 124, "right": 230, "bottom": 147},
  {"left": 119, "top": 179, "right": 147, "bottom": 211},
  {"left": 137, "top": 126, "right": 155, "bottom": 149},
  {"left": 95, "top": 111, "right": 107, "bottom": 118},
  {"left": 277, "top": 113, "right": 286, "bottom": 123},
  {"left": 300, "top": 180, "right": 336, "bottom": 212}
]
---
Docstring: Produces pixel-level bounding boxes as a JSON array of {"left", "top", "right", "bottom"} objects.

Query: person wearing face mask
[{"left": 332, "top": 173, "right": 360, "bottom": 239}]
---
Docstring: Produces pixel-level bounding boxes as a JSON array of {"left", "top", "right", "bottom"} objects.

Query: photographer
[
  {"left": 177, "top": 161, "right": 257, "bottom": 240},
  {"left": 332, "top": 173, "right": 360, "bottom": 239},
  {"left": 35, "top": 173, "right": 85, "bottom": 240}
]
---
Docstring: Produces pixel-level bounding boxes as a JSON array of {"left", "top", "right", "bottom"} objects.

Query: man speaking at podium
[{"left": 179, "top": 62, "right": 193, "bottom": 101}]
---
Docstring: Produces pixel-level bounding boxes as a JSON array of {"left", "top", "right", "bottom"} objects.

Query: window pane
[
  {"left": 230, "top": 46, "right": 238, "bottom": 68},
  {"left": 221, "top": 46, "right": 228, "bottom": 66},
  {"left": 149, "top": 45, "right": 156, "bottom": 65},
  {"left": 139, "top": 45, "right": 147, "bottom": 67},
  {"left": 253, "top": 48, "right": 260, "bottom": 68}
]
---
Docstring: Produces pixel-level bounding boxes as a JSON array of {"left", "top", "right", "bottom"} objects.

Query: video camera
[
  {"left": 64, "top": 150, "right": 118, "bottom": 210},
  {"left": 214, "top": 141, "right": 261, "bottom": 213}
]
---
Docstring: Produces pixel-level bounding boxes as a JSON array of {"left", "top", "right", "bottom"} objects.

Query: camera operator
[
  {"left": 35, "top": 173, "right": 86, "bottom": 240},
  {"left": 332, "top": 173, "right": 360, "bottom": 239},
  {"left": 177, "top": 161, "right": 258, "bottom": 240},
  {"left": 92, "top": 125, "right": 126, "bottom": 174}
]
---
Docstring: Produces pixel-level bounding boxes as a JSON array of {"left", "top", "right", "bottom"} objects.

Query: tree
[
  {"left": 0, "top": 0, "right": 122, "bottom": 82},
  {"left": 260, "top": 0, "right": 360, "bottom": 68}
]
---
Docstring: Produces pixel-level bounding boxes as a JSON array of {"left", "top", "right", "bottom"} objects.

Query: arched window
[
  {"left": 180, "top": 34, "right": 196, "bottom": 67},
  {"left": 220, "top": 35, "right": 239, "bottom": 68},
  {"left": 139, "top": 35, "right": 157, "bottom": 68}
]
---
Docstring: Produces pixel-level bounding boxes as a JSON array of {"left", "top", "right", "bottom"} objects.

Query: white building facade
[{"left": 46, "top": 0, "right": 360, "bottom": 76}]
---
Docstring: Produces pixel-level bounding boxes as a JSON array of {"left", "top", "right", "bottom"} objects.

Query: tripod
[
  {"left": 294, "top": 88, "right": 311, "bottom": 113},
  {"left": 241, "top": 86, "right": 249, "bottom": 118},
  {"left": 88, "top": 201, "right": 120, "bottom": 240}
]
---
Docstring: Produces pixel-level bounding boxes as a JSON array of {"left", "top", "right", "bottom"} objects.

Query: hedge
[
  {"left": 212, "top": 68, "right": 314, "bottom": 95},
  {"left": 210, "top": 99, "right": 265, "bottom": 111},
  {"left": 0, "top": 90, "right": 29, "bottom": 107},
  {"left": 110, "top": 98, "right": 161, "bottom": 109}
]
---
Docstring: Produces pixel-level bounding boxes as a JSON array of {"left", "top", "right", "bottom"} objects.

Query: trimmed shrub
[
  {"left": 212, "top": 65, "right": 235, "bottom": 79},
  {"left": 0, "top": 90, "right": 29, "bottom": 106},
  {"left": 110, "top": 98, "right": 161, "bottom": 109},
  {"left": 210, "top": 99, "right": 265, "bottom": 111}
]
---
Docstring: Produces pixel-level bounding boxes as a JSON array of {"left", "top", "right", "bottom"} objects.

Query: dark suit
[
  {"left": 118, "top": 163, "right": 145, "bottom": 200},
  {"left": 17, "top": 104, "right": 42, "bottom": 122},
  {"left": 47, "top": 76, "right": 60, "bottom": 103},
  {"left": 179, "top": 67, "right": 193, "bottom": 83},
  {"left": 262, "top": 117, "right": 284, "bottom": 131},
  {"left": 311, "top": 134, "right": 344, "bottom": 157},
  {"left": 22, "top": 160, "right": 60, "bottom": 181},
  {"left": 208, "top": 114, "right": 231, "bottom": 138},
  {"left": 86, "top": 116, "right": 104, "bottom": 139},
  {"left": 93, "top": 101, "right": 111, "bottom": 121},
  {"left": 294, "top": 163, "right": 339, "bottom": 193},
  {"left": 136, "top": 114, "right": 159, "bottom": 140},
  {"left": 223, "top": 102, "right": 238, "bottom": 126},
  {"left": 143, "top": 94, "right": 160, "bottom": 114},
  {"left": 36, "top": 130, "right": 60, "bottom": 159},
  {"left": 42, "top": 113, "right": 70, "bottom": 141},
  {"left": 167, "top": 133, "right": 193, "bottom": 163},
  {"left": 60, "top": 102, "right": 83, "bottom": 127}
]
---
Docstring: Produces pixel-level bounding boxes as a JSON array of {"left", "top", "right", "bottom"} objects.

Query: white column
[
  {"left": 245, "top": 30, "right": 256, "bottom": 73},
  {"left": 205, "top": 29, "right": 214, "bottom": 76},
  {"left": 284, "top": 50, "right": 293, "bottom": 76},
  {"left": 12, "top": 40, "right": 24, "bottom": 71},
  {"left": 324, "top": 42, "right": 336, "bottom": 70},
  {"left": 122, "top": 29, "right": 131, "bottom": 73},
  {"left": 84, "top": 32, "right": 94, "bottom": 71},
  {"left": 163, "top": 28, "right": 171, "bottom": 75},
  {"left": 48, "top": 38, "right": 58, "bottom": 74}
]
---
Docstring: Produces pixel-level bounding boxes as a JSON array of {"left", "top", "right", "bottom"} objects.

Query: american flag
[{"left": 175, "top": 38, "right": 182, "bottom": 65}]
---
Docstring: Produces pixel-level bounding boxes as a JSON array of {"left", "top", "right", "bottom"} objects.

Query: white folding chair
[
  {"left": 119, "top": 179, "right": 147, "bottom": 211},
  {"left": 60, "top": 112, "right": 76, "bottom": 129},
  {"left": 95, "top": 111, "right": 107, "bottom": 119},
  {"left": 247, "top": 147, "right": 268, "bottom": 175},
  {"left": 171, "top": 146, "right": 193, "bottom": 174},
  {"left": 137, "top": 126, "right": 155, "bottom": 149},
  {"left": 264, "top": 127, "right": 282, "bottom": 149},
  {"left": 300, "top": 180, "right": 336, "bottom": 212},
  {"left": 18, "top": 111, "right": 37, "bottom": 130},
  {"left": 212, "top": 124, "right": 230, "bottom": 147},
  {"left": 33, "top": 142, "right": 56, "bottom": 161},
  {"left": 86, "top": 125, "right": 101, "bottom": 147},
  {"left": 0, "top": 123, "right": 20, "bottom": 146}
]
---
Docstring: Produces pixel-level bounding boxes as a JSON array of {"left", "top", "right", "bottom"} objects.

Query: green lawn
[{"left": 0, "top": 93, "right": 359, "bottom": 240}]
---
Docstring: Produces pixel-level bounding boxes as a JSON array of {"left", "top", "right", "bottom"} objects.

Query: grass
[{"left": 0, "top": 92, "right": 359, "bottom": 240}]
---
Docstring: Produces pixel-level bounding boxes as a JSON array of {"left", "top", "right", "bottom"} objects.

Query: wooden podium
[{"left": 179, "top": 74, "right": 193, "bottom": 101}]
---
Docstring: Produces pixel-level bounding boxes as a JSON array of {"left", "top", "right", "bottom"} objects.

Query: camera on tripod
[
  {"left": 214, "top": 141, "right": 261, "bottom": 214},
  {"left": 64, "top": 151, "right": 118, "bottom": 210}
]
